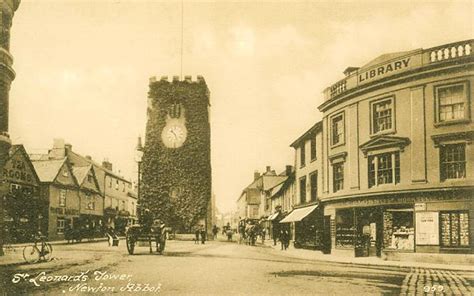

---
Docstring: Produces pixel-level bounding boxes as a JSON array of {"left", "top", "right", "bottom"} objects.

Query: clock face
[{"left": 161, "top": 124, "right": 187, "bottom": 148}]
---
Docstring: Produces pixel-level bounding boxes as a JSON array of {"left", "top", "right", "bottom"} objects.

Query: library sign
[{"left": 357, "top": 53, "right": 422, "bottom": 85}]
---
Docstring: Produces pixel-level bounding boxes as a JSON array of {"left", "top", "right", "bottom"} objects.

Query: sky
[{"left": 8, "top": 0, "right": 472, "bottom": 213}]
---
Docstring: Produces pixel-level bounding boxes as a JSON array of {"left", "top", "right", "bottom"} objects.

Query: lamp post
[{"left": 135, "top": 136, "right": 144, "bottom": 223}]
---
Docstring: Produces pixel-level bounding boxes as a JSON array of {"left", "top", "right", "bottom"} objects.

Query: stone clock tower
[
  {"left": 0, "top": 0, "right": 20, "bottom": 255},
  {"left": 141, "top": 75, "right": 212, "bottom": 232}
]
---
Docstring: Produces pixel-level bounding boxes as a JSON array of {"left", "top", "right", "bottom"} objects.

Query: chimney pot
[
  {"left": 102, "top": 160, "right": 113, "bottom": 171},
  {"left": 254, "top": 171, "right": 260, "bottom": 181}
]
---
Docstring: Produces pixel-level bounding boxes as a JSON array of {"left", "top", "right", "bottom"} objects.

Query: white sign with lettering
[{"left": 416, "top": 212, "right": 439, "bottom": 245}]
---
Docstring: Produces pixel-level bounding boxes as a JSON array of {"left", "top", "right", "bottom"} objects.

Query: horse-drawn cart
[{"left": 125, "top": 223, "right": 168, "bottom": 255}]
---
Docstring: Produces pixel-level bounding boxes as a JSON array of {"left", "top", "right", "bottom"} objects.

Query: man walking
[
  {"left": 200, "top": 225, "right": 207, "bottom": 244},
  {"left": 194, "top": 226, "right": 200, "bottom": 244}
]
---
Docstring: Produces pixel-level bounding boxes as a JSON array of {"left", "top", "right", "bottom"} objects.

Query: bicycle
[{"left": 23, "top": 234, "right": 53, "bottom": 264}]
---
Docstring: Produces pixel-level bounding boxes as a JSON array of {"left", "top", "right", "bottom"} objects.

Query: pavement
[{"left": 260, "top": 238, "right": 474, "bottom": 272}]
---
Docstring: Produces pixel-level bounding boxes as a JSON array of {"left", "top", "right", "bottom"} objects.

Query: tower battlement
[{"left": 149, "top": 75, "right": 206, "bottom": 85}]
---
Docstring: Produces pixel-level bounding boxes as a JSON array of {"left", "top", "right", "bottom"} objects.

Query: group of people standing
[{"left": 194, "top": 225, "right": 207, "bottom": 244}]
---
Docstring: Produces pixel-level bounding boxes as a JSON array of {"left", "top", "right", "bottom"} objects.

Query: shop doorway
[{"left": 355, "top": 207, "right": 382, "bottom": 257}]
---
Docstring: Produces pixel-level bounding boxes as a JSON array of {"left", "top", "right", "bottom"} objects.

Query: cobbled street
[{"left": 1, "top": 239, "right": 473, "bottom": 296}]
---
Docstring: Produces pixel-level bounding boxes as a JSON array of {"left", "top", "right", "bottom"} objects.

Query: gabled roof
[
  {"left": 359, "top": 135, "right": 410, "bottom": 156},
  {"left": 6, "top": 145, "right": 41, "bottom": 185},
  {"left": 32, "top": 158, "right": 67, "bottom": 183},
  {"left": 263, "top": 175, "right": 287, "bottom": 191},
  {"left": 72, "top": 165, "right": 92, "bottom": 185}
]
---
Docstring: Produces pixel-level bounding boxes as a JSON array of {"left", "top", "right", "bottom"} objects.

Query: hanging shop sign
[{"left": 415, "top": 212, "right": 439, "bottom": 245}]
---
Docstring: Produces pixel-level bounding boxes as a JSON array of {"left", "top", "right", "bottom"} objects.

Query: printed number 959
[{"left": 424, "top": 285, "right": 444, "bottom": 292}]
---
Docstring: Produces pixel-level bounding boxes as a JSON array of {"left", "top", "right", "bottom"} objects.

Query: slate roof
[
  {"left": 290, "top": 121, "right": 322, "bottom": 148},
  {"left": 360, "top": 49, "right": 419, "bottom": 69},
  {"left": 29, "top": 154, "right": 50, "bottom": 161},
  {"left": 32, "top": 159, "right": 66, "bottom": 183}
]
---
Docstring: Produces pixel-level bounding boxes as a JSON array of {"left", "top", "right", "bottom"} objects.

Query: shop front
[
  {"left": 280, "top": 204, "right": 322, "bottom": 249},
  {"left": 324, "top": 190, "right": 473, "bottom": 260}
]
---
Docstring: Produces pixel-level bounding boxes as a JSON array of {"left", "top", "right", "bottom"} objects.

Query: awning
[
  {"left": 267, "top": 212, "right": 279, "bottom": 221},
  {"left": 279, "top": 205, "right": 318, "bottom": 223}
]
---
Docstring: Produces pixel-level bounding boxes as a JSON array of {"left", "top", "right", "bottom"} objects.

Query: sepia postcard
[{"left": 0, "top": 0, "right": 472, "bottom": 295}]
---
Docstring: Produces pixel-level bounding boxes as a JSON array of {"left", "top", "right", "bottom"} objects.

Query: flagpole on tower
[{"left": 180, "top": 0, "right": 184, "bottom": 79}]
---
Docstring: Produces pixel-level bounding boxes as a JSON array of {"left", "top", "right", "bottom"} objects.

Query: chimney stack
[
  {"left": 254, "top": 170, "right": 260, "bottom": 181},
  {"left": 49, "top": 138, "right": 67, "bottom": 159},
  {"left": 266, "top": 166, "right": 271, "bottom": 173},
  {"left": 85, "top": 155, "right": 92, "bottom": 161},
  {"left": 102, "top": 160, "right": 113, "bottom": 171},
  {"left": 285, "top": 165, "right": 293, "bottom": 176}
]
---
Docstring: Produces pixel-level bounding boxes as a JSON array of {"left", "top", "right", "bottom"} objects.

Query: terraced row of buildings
[{"left": 238, "top": 39, "right": 473, "bottom": 262}]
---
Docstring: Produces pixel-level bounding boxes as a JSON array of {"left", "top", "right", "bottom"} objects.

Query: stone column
[{"left": 0, "top": 0, "right": 20, "bottom": 256}]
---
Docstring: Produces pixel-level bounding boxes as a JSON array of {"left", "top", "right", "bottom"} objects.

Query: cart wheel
[{"left": 126, "top": 235, "right": 135, "bottom": 255}]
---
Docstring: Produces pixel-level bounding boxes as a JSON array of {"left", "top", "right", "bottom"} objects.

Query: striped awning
[{"left": 279, "top": 205, "right": 318, "bottom": 223}]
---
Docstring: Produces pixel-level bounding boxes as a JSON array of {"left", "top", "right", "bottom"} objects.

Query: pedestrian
[
  {"left": 212, "top": 224, "right": 218, "bottom": 240},
  {"left": 273, "top": 225, "right": 280, "bottom": 246},
  {"left": 194, "top": 226, "right": 200, "bottom": 244},
  {"left": 142, "top": 209, "right": 154, "bottom": 233},
  {"left": 200, "top": 225, "right": 207, "bottom": 244},
  {"left": 280, "top": 229, "right": 290, "bottom": 250},
  {"left": 283, "top": 230, "right": 290, "bottom": 250},
  {"left": 261, "top": 227, "right": 266, "bottom": 244}
]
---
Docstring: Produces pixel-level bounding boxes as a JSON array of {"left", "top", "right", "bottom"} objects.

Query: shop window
[
  {"left": 435, "top": 82, "right": 469, "bottom": 124},
  {"left": 368, "top": 152, "right": 400, "bottom": 187},
  {"left": 59, "top": 189, "right": 67, "bottom": 207},
  {"left": 299, "top": 176, "right": 306, "bottom": 204},
  {"left": 383, "top": 210, "right": 414, "bottom": 250},
  {"left": 371, "top": 97, "right": 394, "bottom": 134},
  {"left": 333, "top": 163, "right": 344, "bottom": 192},
  {"left": 336, "top": 209, "right": 355, "bottom": 247},
  {"left": 440, "top": 143, "right": 466, "bottom": 181},
  {"left": 440, "top": 211, "right": 470, "bottom": 247},
  {"left": 310, "top": 137, "right": 317, "bottom": 161},
  {"left": 331, "top": 113, "right": 345, "bottom": 146},
  {"left": 300, "top": 145, "right": 306, "bottom": 167},
  {"left": 310, "top": 172, "right": 317, "bottom": 202},
  {"left": 251, "top": 207, "right": 258, "bottom": 218},
  {"left": 57, "top": 218, "right": 65, "bottom": 234}
]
